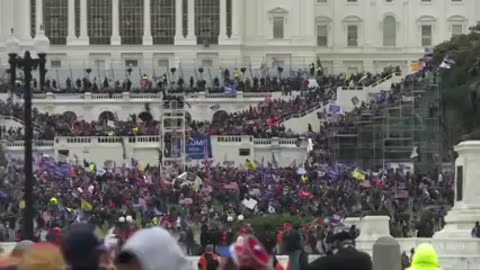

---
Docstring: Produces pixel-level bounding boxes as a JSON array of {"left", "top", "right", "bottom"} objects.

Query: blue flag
[{"left": 224, "top": 84, "right": 238, "bottom": 96}]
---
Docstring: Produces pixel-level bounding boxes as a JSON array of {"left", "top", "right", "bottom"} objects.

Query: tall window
[
  {"left": 151, "top": 0, "right": 175, "bottom": 44},
  {"left": 88, "top": 0, "right": 112, "bottom": 45},
  {"left": 452, "top": 24, "right": 463, "bottom": 37},
  {"left": 347, "top": 25, "right": 358, "bottom": 47},
  {"left": 195, "top": 0, "right": 220, "bottom": 44},
  {"left": 120, "top": 0, "right": 144, "bottom": 45},
  {"left": 383, "top": 16, "right": 396, "bottom": 47},
  {"left": 30, "top": 0, "right": 36, "bottom": 38},
  {"left": 182, "top": 0, "right": 188, "bottom": 37},
  {"left": 44, "top": 0, "right": 68, "bottom": 45},
  {"left": 421, "top": 25, "right": 432, "bottom": 47},
  {"left": 317, "top": 25, "right": 328, "bottom": 46},
  {"left": 226, "top": 0, "right": 232, "bottom": 37},
  {"left": 273, "top": 17, "right": 285, "bottom": 39}
]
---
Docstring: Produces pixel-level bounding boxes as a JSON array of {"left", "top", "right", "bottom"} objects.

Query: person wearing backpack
[
  {"left": 471, "top": 221, "right": 480, "bottom": 238},
  {"left": 198, "top": 246, "right": 219, "bottom": 270}
]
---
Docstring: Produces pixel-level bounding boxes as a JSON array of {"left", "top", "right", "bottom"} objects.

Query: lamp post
[{"left": 6, "top": 27, "right": 50, "bottom": 240}]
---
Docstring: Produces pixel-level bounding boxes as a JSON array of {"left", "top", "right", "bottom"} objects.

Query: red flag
[{"left": 298, "top": 188, "right": 314, "bottom": 199}]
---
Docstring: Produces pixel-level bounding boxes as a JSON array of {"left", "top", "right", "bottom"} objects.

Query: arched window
[
  {"left": 98, "top": 111, "right": 116, "bottom": 122},
  {"left": 87, "top": 0, "right": 112, "bottom": 45},
  {"left": 119, "top": 0, "right": 144, "bottom": 45},
  {"left": 383, "top": 16, "right": 396, "bottom": 47},
  {"left": 151, "top": 0, "right": 175, "bottom": 44},
  {"left": 195, "top": 0, "right": 220, "bottom": 45},
  {"left": 63, "top": 111, "right": 78, "bottom": 123},
  {"left": 212, "top": 110, "right": 228, "bottom": 125},
  {"left": 139, "top": 112, "right": 153, "bottom": 122},
  {"left": 44, "top": 0, "right": 68, "bottom": 45}
]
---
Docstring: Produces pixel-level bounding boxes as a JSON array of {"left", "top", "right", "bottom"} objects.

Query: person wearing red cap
[
  {"left": 217, "top": 235, "right": 270, "bottom": 270},
  {"left": 239, "top": 227, "right": 249, "bottom": 235}
]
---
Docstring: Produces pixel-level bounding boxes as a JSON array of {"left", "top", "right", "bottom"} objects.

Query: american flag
[{"left": 42, "top": 211, "right": 52, "bottom": 225}]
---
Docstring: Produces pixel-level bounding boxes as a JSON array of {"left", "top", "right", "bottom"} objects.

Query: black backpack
[{"left": 204, "top": 253, "right": 219, "bottom": 270}]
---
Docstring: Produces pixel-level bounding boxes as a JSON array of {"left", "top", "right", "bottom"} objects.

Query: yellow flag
[
  {"left": 352, "top": 169, "right": 366, "bottom": 181},
  {"left": 19, "top": 200, "right": 25, "bottom": 209},
  {"left": 81, "top": 198, "right": 93, "bottom": 211}
]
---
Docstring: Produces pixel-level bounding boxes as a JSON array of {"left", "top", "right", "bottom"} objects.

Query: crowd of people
[
  {"left": 0, "top": 99, "right": 160, "bottom": 141},
  {"left": 0, "top": 66, "right": 400, "bottom": 140},
  {"left": 0, "top": 61, "right": 451, "bottom": 270},
  {"left": 0, "top": 149, "right": 452, "bottom": 248},
  {"left": 0, "top": 63, "right": 400, "bottom": 95}
]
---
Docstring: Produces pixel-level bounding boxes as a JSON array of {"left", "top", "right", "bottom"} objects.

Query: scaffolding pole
[{"left": 160, "top": 93, "right": 187, "bottom": 173}]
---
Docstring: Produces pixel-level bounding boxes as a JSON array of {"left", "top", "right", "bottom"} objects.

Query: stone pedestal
[
  {"left": 359, "top": 216, "right": 390, "bottom": 239},
  {"left": 435, "top": 141, "right": 480, "bottom": 239},
  {"left": 372, "top": 237, "right": 401, "bottom": 270},
  {"left": 356, "top": 216, "right": 391, "bottom": 255}
]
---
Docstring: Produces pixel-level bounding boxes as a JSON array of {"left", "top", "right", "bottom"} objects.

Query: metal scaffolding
[
  {"left": 327, "top": 82, "right": 442, "bottom": 174},
  {"left": 160, "top": 93, "right": 187, "bottom": 171}
]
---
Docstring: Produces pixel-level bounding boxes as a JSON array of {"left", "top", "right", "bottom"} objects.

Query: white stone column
[
  {"left": 186, "top": 0, "right": 196, "bottom": 40},
  {"left": 67, "top": 0, "right": 76, "bottom": 43},
  {"left": 142, "top": 0, "right": 153, "bottom": 45},
  {"left": 14, "top": 0, "right": 32, "bottom": 41},
  {"left": 111, "top": 0, "right": 121, "bottom": 45},
  {"left": 0, "top": 1, "right": 3, "bottom": 42},
  {"left": 219, "top": 0, "right": 228, "bottom": 39},
  {"left": 78, "top": 0, "right": 89, "bottom": 44},
  {"left": 435, "top": 141, "right": 480, "bottom": 240},
  {"left": 174, "top": 0, "right": 183, "bottom": 38},
  {"left": 230, "top": 0, "right": 241, "bottom": 40},
  {"left": 35, "top": 0, "right": 43, "bottom": 35}
]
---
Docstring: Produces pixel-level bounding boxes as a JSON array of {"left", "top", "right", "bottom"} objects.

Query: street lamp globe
[
  {"left": 33, "top": 25, "right": 50, "bottom": 55},
  {"left": 5, "top": 28, "right": 20, "bottom": 55}
]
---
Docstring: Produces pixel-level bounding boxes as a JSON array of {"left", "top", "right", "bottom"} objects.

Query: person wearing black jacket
[
  {"left": 307, "top": 225, "right": 372, "bottom": 270},
  {"left": 283, "top": 225, "right": 308, "bottom": 270}
]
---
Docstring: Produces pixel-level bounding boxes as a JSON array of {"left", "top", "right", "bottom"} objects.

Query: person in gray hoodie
[{"left": 115, "top": 227, "right": 193, "bottom": 270}]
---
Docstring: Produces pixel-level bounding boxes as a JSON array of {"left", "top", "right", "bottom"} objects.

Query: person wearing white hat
[
  {"left": 119, "top": 217, "right": 125, "bottom": 223},
  {"left": 126, "top": 216, "right": 133, "bottom": 223},
  {"left": 227, "top": 216, "right": 234, "bottom": 222},
  {"left": 237, "top": 215, "right": 244, "bottom": 221}
]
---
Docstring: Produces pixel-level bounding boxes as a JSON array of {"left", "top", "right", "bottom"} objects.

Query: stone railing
[
  {"left": 1, "top": 136, "right": 163, "bottom": 148},
  {"left": 31, "top": 92, "right": 163, "bottom": 100},
  {"left": 186, "top": 91, "right": 274, "bottom": 100},
  {"left": 368, "top": 72, "right": 401, "bottom": 88},
  {"left": 340, "top": 72, "right": 402, "bottom": 91},
  {"left": 54, "top": 136, "right": 161, "bottom": 145},
  {"left": 274, "top": 100, "right": 328, "bottom": 125},
  {"left": 0, "top": 115, "right": 42, "bottom": 132},
  {"left": 253, "top": 137, "right": 301, "bottom": 145},
  {"left": 3, "top": 140, "right": 54, "bottom": 148},
  {"left": 29, "top": 91, "right": 279, "bottom": 101}
]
